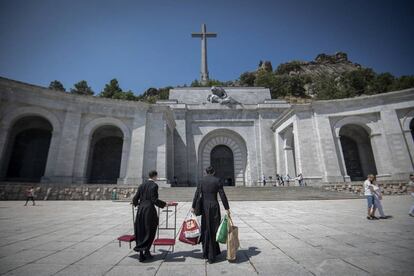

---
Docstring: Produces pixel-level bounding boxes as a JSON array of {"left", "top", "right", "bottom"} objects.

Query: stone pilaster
[
  {"left": 123, "top": 113, "right": 147, "bottom": 185},
  {"left": 46, "top": 111, "right": 82, "bottom": 183},
  {"left": 314, "top": 116, "right": 344, "bottom": 182},
  {"left": 379, "top": 109, "right": 413, "bottom": 177}
]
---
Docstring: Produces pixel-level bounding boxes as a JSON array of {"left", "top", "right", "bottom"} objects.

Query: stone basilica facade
[{"left": 0, "top": 77, "right": 413, "bottom": 187}]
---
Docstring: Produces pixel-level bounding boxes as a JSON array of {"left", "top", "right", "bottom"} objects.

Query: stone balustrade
[{"left": 323, "top": 181, "right": 410, "bottom": 196}]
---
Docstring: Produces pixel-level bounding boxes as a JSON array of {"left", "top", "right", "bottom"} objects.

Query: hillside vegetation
[{"left": 48, "top": 52, "right": 414, "bottom": 103}]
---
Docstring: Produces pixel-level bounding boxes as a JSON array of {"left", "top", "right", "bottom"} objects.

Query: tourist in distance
[
  {"left": 285, "top": 174, "right": 291, "bottom": 186},
  {"left": 278, "top": 174, "right": 284, "bottom": 186},
  {"left": 131, "top": 170, "right": 166, "bottom": 262},
  {"left": 297, "top": 173, "right": 304, "bottom": 186},
  {"left": 372, "top": 176, "right": 386, "bottom": 219},
  {"left": 364, "top": 174, "right": 377, "bottom": 220},
  {"left": 191, "top": 166, "right": 230, "bottom": 264},
  {"left": 408, "top": 173, "right": 414, "bottom": 217},
  {"left": 24, "top": 186, "right": 35, "bottom": 206},
  {"left": 262, "top": 174, "right": 267, "bottom": 186}
]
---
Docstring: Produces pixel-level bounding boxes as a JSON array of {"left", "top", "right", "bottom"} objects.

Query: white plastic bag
[{"left": 183, "top": 213, "right": 201, "bottom": 239}]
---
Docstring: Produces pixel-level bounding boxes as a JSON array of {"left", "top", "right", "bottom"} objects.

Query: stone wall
[
  {"left": 323, "top": 181, "right": 410, "bottom": 196},
  {"left": 0, "top": 183, "right": 137, "bottom": 201}
]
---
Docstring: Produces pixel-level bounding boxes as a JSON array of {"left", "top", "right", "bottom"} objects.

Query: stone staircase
[
  {"left": 4, "top": 181, "right": 409, "bottom": 201},
  {"left": 0, "top": 182, "right": 365, "bottom": 201},
  {"left": 156, "top": 186, "right": 363, "bottom": 202}
]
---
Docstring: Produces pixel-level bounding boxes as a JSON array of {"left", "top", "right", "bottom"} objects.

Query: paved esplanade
[
  {"left": 191, "top": 24, "right": 216, "bottom": 85},
  {"left": 0, "top": 197, "right": 413, "bottom": 276}
]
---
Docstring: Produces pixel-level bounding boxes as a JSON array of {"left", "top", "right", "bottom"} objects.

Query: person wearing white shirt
[
  {"left": 372, "top": 176, "right": 386, "bottom": 219},
  {"left": 364, "top": 174, "right": 377, "bottom": 220}
]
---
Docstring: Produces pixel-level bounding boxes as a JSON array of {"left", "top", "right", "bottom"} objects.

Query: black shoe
[
  {"left": 372, "top": 216, "right": 379, "bottom": 220},
  {"left": 139, "top": 252, "right": 146, "bottom": 262},
  {"left": 409, "top": 214, "right": 414, "bottom": 217},
  {"left": 379, "top": 216, "right": 387, "bottom": 219},
  {"left": 208, "top": 259, "right": 215, "bottom": 264},
  {"left": 144, "top": 250, "right": 153, "bottom": 259},
  {"left": 366, "top": 216, "right": 372, "bottom": 220}
]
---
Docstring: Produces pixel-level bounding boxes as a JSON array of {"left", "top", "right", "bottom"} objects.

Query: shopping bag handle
[{"left": 227, "top": 213, "right": 234, "bottom": 227}]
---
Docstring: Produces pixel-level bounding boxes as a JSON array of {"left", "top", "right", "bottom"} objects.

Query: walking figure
[
  {"left": 131, "top": 170, "right": 166, "bottom": 262},
  {"left": 297, "top": 173, "right": 304, "bottom": 187},
  {"left": 24, "top": 186, "right": 35, "bottom": 206},
  {"left": 191, "top": 166, "right": 230, "bottom": 264}
]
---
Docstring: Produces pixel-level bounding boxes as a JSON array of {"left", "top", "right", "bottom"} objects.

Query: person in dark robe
[
  {"left": 132, "top": 170, "right": 166, "bottom": 262},
  {"left": 191, "top": 166, "right": 230, "bottom": 264}
]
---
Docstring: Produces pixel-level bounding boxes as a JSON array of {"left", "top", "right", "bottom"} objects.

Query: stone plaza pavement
[{"left": 0, "top": 197, "right": 413, "bottom": 276}]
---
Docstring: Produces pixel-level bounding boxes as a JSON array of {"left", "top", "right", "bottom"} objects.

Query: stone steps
[
  {"left": 0, "top": 182, "right": 375, "bottom": 201},
  {"left": 155, "top": 186, "right": 362, "bottom": 202}
]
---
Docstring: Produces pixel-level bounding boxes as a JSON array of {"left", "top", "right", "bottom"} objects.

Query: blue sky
[{"left": 0, "top": 0, "right": 413, "bottom": 95}]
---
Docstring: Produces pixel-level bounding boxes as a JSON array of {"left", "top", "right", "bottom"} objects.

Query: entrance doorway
[
  {"left": 210, "top": 145, "right": 234, "bottom": 186},
  {"left": 339, "top": 124, "right": 377, "bottom": 181},
  {"left": 87, "top": 126, "right": 123, "bottom": 184},
  {"left": 5, "top": 116, "right": 52, "bottom": 182}
]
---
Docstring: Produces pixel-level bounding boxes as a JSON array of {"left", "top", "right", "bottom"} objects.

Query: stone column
[
  {"left": 368, "top": 133, "right": 392, "bottom": 179},
  {"left": 335, "top": 136, "right": 351, "bottom": 182},
  {"left": 0, "top": 125, "right": 10, "bottom": 178},
  {"left": 403, "top": 129, "right": 414, "bottom": 162},
  {"left": 117, "top": 135, "right": 131, "bottom": 184},
  {"left": 47, "top": 111, "right": 82, "bottom": 183},
  {"left": 258, "top": 112, "right": 277, "bottom": 181},
  {"left": 314, "top": 116, "right": 343, "bottom": 182},
  {"left": 72, "top": 132, "right": 90, "bottom": 184},
  {"left": 378, "top": 109, "right": 413, "bottom": 178},
  {"left": 275, "top": 132, "right": 285, "bottom": 175},
  {"left": 294, "top": 112, "right": 323, "bottom": 183},
  {"left": 123, "top": 114, "right": 147, "bottom": 185},
  {"left": 284, "top": 146, "right": 296, "bottom": 177},
  {"left": 41, "top": 130, "right": 61, "bottom": 182},
  {"left": 155, "top": 120, "right": 168, "bottom": 185},
  {"left": 173, "top": 111, "right": 188, "bottom": 185}
]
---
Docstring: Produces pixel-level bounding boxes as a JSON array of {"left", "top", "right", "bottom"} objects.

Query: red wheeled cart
[
  {"left": 117, "top": 205, "right": 136, "bottom": 248},
  {"left": 153, "top": 202, "right": 178, "bottom": 252}
]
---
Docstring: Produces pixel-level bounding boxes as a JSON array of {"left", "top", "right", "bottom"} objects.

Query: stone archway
[
  {"left": 4, "top": 116, "right": 53, "bottom": 182},
  {"left": 0, "top": 106, "right": 62, "bottom": 180},
  {"left": 73, "top": 117, "right": 131, "bottom": 183},
  {"left": 339, "top": 124, "right": 377, "bottom": 181},
  {"left": 87, "top": 125, "right": 124, "bottom": 184},
  {"left": 198, "top": 129, "right": 247, "bottom": 186}
]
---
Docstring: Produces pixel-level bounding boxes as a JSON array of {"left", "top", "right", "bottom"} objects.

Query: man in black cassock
[
  {"left": 191, "top": 166, "right": 230, "bottom": 264},
  {"left": 132, "top": 170, "right": 166, "bottom": 262}
]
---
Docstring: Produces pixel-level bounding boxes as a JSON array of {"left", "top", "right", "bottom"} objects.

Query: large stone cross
[{"left": 191, "top": 24, "right": 217, "bottom": 85}]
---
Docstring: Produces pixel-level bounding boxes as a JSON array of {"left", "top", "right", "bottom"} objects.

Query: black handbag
[{"left": 194, "top": 183, "right": 203, "bottom": 216}]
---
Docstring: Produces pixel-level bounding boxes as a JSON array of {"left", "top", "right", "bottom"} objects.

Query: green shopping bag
[{"left": 216, "top": 214, "right": 228, "bottom": 244}]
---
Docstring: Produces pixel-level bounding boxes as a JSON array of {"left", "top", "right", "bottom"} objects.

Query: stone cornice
[
  {"left": 271, "top": 109, "right": 295, "bottom": 131},
  {"left": 0, "top": 77, "right": 151, "bottom": 112}
]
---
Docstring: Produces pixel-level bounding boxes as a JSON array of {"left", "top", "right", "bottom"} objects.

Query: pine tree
[
  {"left": 99, "top": 79, "right": 122, "bottom": 98},
  {"left": 70, "top": 80, "right": 94, "bottom": 95},
  {"left": 48, "top": 80, "right": 65, "bottom": 91}
]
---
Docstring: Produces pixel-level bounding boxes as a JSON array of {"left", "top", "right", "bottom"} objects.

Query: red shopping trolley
[
  {"left": 117, "top": 204, "right": 136, "bottom": 248},
  {"left": 153, "top": 202, "right": 178, "bottom": 252}
]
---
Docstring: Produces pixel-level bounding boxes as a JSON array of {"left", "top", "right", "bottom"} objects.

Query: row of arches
[
  {"left": 2, "top": 113, "right": 413, "bottom": 185},
  {"left": 2, "top": 116, "right": 124, "bottom": 183},
  {"left": 281, "top": 119, "right": 414, "bottom": 182}
]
